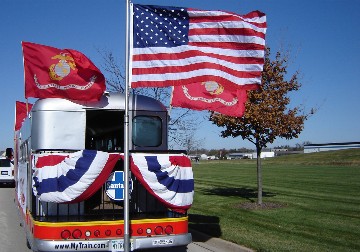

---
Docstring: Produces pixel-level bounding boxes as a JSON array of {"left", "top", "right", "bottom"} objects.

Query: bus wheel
[{"left": 26, "top": 238, "right": 31, "bottom": 249}]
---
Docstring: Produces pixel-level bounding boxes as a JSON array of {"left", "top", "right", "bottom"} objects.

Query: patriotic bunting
[
  {"left": 32, "top": 150, "right": 121, "bottom": 203},
  {"left": 32, "top": 149, "right": 194, "bottom": 213},
  {"left": 130, "top": 153, "right": 194, "bottom": 213}
]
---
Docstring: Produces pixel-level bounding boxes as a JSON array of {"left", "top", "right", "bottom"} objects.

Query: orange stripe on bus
[{"left": 29, "top": 215, "right": 188, "bottom": 240}]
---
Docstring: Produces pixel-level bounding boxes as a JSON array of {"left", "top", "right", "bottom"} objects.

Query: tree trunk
[{"left": 256, "top": 144, "right": 263, "bottom": 205}]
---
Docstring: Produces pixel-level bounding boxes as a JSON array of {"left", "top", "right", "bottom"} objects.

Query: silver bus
[{"left": 14, "top": 92, "right": 192, "bottom": 252}]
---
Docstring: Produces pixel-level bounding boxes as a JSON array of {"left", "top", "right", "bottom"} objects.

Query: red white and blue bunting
[
  {"left": 32, "top": 150, "right": 194, "bottom": 213},
  {"left": 130, "top": 153, "right": 194, "bottom": 213},
  {"left": 32, "top": 150, "right": 121, "bottom": 203}
]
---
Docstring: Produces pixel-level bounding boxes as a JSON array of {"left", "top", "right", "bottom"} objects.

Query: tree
[
  {"left": 293, "top": 141, "right": 312, "bottom": 151},
  {"left": 209, "top": 48, "right": 314, "bottom": 205},
  {"left": 182, "top": 132, "right": 204, "bottom": 154}
]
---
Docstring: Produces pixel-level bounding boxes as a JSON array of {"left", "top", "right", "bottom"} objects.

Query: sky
[{"left": 1, "top": 0, "right": 360, "bottom": 151}]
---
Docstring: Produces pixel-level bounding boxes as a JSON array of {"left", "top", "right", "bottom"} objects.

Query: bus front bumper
[{"left": 32, "top": 233, "right": 192, "bottom": 251}]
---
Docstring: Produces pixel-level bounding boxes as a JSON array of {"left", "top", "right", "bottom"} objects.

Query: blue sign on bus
[{"left": 105, "top": 171, "right": 133, "bottom": 200}]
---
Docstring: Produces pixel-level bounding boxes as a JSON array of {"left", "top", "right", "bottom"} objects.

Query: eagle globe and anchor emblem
[
  {"left": 202, "top": 81, "right": 224, "bottom": 95},
  {"left": 182, "top": 81, "right": 238, "bottom": 106},
  {"left": 33, "top": 51, "right": 97, "bottom": 90},
  {"left": 48, "top": 53, "right": 76, "bottom": 81}
]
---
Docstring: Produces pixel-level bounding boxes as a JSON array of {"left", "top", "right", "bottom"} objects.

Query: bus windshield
[{"left": 132, "top": 116, "right": 162, "bottom": 147}]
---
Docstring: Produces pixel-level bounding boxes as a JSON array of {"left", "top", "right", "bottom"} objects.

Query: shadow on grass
[
  {"left": 189, "top": 188, "right": 277, "bottom": 240},
  {"left": 203, "top": 187, "right": 276, "bottom": 202},
  {"left": 189, "top": 214, "right": 222, "bottom": 240}
]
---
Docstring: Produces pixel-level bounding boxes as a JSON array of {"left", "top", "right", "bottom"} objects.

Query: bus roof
[{"left": 31, "top": 92, "right": 167, "bottom": 112}]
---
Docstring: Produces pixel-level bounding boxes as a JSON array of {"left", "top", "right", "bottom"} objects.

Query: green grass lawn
[{"left": 189, "top": 149, "right": 360, "bottom": 252}]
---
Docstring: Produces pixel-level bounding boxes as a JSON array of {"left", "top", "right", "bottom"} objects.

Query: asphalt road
[
  {"left": 0, "top": 186, "right": 250, "bottom": 252},
  {"left": 0, "top": 185, "right": 31, "bottom": 252}
]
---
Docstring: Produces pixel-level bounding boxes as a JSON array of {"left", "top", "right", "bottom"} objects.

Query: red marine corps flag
[
  {"left": 15, "top": 101, "right": 33, "bottom": 131},
  {"left": 22, "top": 41, "right": 105, "bottom": 101},
  {"left": 171, "top": 82, "right": 248, "bottom": 117}
]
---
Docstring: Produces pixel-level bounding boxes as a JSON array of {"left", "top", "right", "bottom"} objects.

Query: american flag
[{"left": 131, "top": 4, "right": 267, "bottom": 90}]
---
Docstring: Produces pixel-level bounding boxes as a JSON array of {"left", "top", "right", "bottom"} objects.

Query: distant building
[
  {"left": 228, "top": 153, "right": 253, "bottom": 159},
  {"left": 304, "top": 142, "right": 360, "bottom": 153},
  {"left": 198, "top": 154, "right": 218, "bottom": 160},
  {"left": 228, "top": 151, "right": 275, "bottom": 159},
  {"left": 189, "top": 155, "right": 200, "bottom": 161},
  {"left": 272, "top": 148, "right": 288, "bottom": 152},
  {"left": 252, "top": 151, "right": 275, "bottom": 159},
  {"left": 274, "top": 150, "right": 303, "bottom": 156}
]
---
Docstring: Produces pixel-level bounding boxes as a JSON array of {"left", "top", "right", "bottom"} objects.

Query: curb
[{"left": 189, "top": 228, "right": 253, "bottom": 252}]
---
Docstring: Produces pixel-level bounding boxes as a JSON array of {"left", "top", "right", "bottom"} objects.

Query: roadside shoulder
[{"left": 190, "top": 228, "right": 253, "bottom": 252}]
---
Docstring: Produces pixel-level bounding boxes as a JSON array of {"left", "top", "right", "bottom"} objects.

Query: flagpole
[{"left": 124, "top": 0, "right": 132, "bottom": 251}]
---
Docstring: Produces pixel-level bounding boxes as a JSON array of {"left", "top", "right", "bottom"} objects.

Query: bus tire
[{"left": 26, "top": 238, "right": 31, "bottom": 249}]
